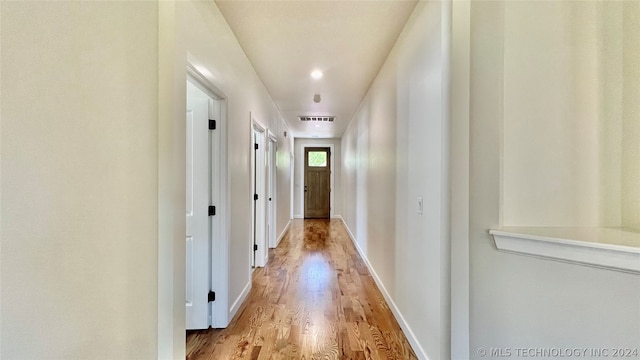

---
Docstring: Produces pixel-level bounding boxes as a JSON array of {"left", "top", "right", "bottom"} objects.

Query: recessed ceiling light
[
  {"left": 314, "top": 124, "right": 320, "bottom": 128},
  {"left": 310, "top": 69, "right": 323, "bottom": 80}
]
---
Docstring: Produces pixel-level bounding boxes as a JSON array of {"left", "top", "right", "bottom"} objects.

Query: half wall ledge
[{"left": 489, "top": 227, "right": 640, "bottom": 274}]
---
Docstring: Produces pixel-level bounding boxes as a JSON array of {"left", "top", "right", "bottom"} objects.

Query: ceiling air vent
[{"left": 299, "top": 116, "right": 335, "bottom": 122}]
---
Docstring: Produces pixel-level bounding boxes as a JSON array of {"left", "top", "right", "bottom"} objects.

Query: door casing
[
  {"left": 304, "top": 147, "right": 331, "bottom": 218},
  {"left": 186, "top": 65, "right": 230, "bottom": 329},
  {"left": 267, "top": 133, "right": 278, "bottom": 248},
  {"left": 185, "top": 80, "right": 210, "bottom": 330},
  {"left": 250, "top": 116, "right": 268, "bottom": 268},
  {"left": 299, "top": 143, "right": 335, "bottom": 219}
]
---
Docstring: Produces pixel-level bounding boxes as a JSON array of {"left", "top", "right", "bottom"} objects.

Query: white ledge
[{"left": 489, "top": 227, "right": 640, "bottom": 274}]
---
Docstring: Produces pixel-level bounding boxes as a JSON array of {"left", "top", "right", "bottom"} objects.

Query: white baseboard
[
  {"left": 276, "top": 220, "right": 291, "bottom": 247},
  {"left": 340, "top": 220, "right": 429, "bottom": 360},
  {"left": 229, "top": 280, "right": 251, "bottom": 319},
  {"left": 294, "top": 215, "right": 342, "bottom": 220}
]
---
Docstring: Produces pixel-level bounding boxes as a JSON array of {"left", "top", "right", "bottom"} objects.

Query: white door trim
[
  {"left": 290, "top": 151, "right": 295, "bottom": 220},
  {"left": 268, "top": 130, "right": 277, "bottom": 143},
  {"left": 187, "top": 64, "right": 230, "bottom": 328},
  {"left": 267, "top": 134, "right": 277, "bottom": 248},
  {"left": 185, "top": 81, "right": 210, "bottom": 330},
  {"left": 250, "top": 116, "right": 268, "bottom": 268},
  {"left": 299, "top": 143, "right": 335, "bottom": 219}
]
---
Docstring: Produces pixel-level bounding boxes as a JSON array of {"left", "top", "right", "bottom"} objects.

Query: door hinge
[
  {"left": 208, "top": 205, "right": 216, "bottom": 216},
  {"left": 254, "top": 143, "right": 259, "bottom": 150},
  {"left": 254, "top": 194, "right": 259, "bottom": 201},
  {"left": 254, "top": 244, "right": 258, "bottom": 251},
  {"left": 208, "top": 290, "right": 215, "bottom": 302},
  {"left": 209, "top": 119, "right": 216, "bottom": 130}
]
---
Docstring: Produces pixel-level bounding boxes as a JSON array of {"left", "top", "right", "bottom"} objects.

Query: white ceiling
[{"left": 215, "top": 0, "right": 418, "bottom": 138}]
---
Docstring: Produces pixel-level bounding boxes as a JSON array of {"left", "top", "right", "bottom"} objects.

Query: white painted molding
[
  {"left": 293, "top": 215, "right": 304, "bottom": 219},
  {"left": 339, "top": 219, "right": 430, "bottom": 360},
  {"left": 251, "top": 116, "right": 268, "bottom": 268},
  {"left": 490, "top": 227, "right": 640, "bottom": 274},
  {"left": 276, "top": 220, "right": 291, "bottom": 247},
  {"left": 186, "top": 66, "right": 230, "bottom": 329},
  {"left": 229, "top": 280, "right": 252, "bottom": 320}
]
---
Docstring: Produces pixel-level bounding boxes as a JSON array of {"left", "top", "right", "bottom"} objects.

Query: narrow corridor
[{"left": 186, "top": 219, "right": 417, "bottom": 360}]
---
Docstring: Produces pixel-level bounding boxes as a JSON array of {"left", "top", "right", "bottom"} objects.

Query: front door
[{"left": 304, "top": 147, "right": 331, "bottom": 218}]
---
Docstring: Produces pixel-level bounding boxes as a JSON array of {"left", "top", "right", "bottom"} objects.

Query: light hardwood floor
[{"left": 186, "top": 219, "right": 418, "bottom": 360}]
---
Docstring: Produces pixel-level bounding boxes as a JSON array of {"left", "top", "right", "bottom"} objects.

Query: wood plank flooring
[{"left": 186, "top": 219, "right": 418, "bottom": 360}]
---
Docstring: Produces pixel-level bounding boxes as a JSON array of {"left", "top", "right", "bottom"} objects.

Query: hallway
[
  {"left": 4, "top": 2, "right": 640, "bottom": 359},
  {"left": 186, "top": 219, "right": 417, "bottom": 360}
]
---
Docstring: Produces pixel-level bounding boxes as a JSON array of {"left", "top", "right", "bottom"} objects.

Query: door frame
[
  {"left": 185, "top": 79, "right": 212, "bottom": 330},
  {"left": 290, "top": 151, "right": 295, "bottom": 221},
  {"left": 267, "top": 132, "right": 278, "bottom": 248},
  {"left": 299, "top": 143, "right": 335, "bottom": 219},
  {"left": 186, "top": 64, "right": 230, "bottom": 328},
  {"left": 250, "top": 115, "right": 268, "bottom": 268}
]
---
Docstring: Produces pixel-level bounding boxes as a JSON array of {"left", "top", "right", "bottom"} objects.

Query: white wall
[
  {"left": 342, "top": 3, "right": 640, "bottom": 360},
  {"left": 2, "top": 2, "right": 160, "bottom": 359},
  {"left": 276, "top": 135, "right": 294, "bottom": 239},
  {"left": 175, "top": 0, "right": 291, "bottom": 319},
  {"left": 502, "top": 1, "right": 600, "bottom": 227},
  {"left": 1, "top": 1, "right": 292, "bottom": 359},
  {"left": 450, "top": 2, "right": 471, "bottom": 358},
  {"left": 341, "top": 3, "right": 450, "bottom": 359},
  {"left": 468, "top": 2, "right": 640, "bottom": 358},
  {"left": 293, "top": 138, "right": 341, "bottom": 218},
  {"left": 158, "top": 4, "right": 187, "bottom": 357},
  {"left": 621, "top": 1, "right": 640, "bottom": 231},
  {"left": 500, "top": 1, "right": 640, "bottom": 229}
]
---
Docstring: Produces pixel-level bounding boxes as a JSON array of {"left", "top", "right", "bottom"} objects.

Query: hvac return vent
[{"left": 299, "top": 116, "right": 335, "bottom": 122}]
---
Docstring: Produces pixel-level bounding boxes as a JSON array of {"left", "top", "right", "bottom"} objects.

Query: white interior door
[
  {"left": 268, "top": 138, "right": 277, "bottom": 248},
  {"left": 252, "top": 123, "right": 267, "bottom": 267},
  {"left": 186, "top": 81, "right": 211, "bottom": 330}
]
